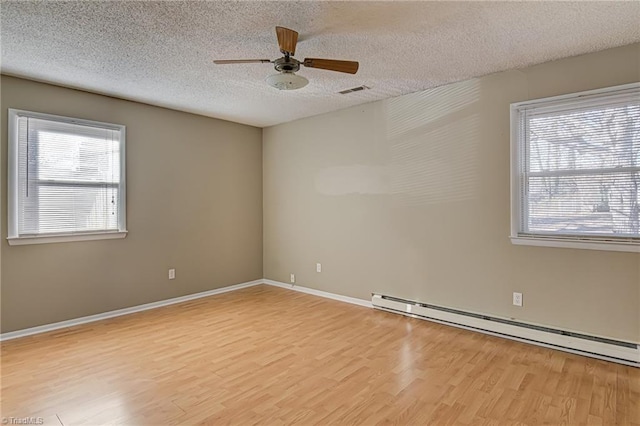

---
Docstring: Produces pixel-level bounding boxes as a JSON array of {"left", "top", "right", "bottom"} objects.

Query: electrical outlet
[
  {"left": 169, "top": 268, "right": 176, "bottom": 280},
  {"left": 316, "top": 263, "right": 322, "bottom": 273},
  {"left": 290, "top": 273, "right": 295, "bottom": 283},
  {"left": 513, "top": 292, "right": 523, "bottom": 307}
]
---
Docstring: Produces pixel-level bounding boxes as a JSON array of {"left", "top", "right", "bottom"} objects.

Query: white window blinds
[
  {"left": 8, "top": 110, "right": 126, "bottom": 244},
  {"left": 511, "top": 84, "right": 640, "bottom": 249}
]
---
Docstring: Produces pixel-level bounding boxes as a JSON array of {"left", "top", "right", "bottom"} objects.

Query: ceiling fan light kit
[
  {"left": 214, "top": 26, "right": 359, "bottom": 91},
  {"left": 266, "top": 72, "right": 309, "bottom": 90}
]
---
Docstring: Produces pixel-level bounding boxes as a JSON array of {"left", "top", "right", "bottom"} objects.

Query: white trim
[
  {"left": 8, "top": 110, "right": 18, "bottom": 238},
  {"left": 528, "top": 166, "right": 640, "bottom": 178},
  {"left": 372, "top": 294, "right": 640, "bottom": 367},
  {"left": 511, "top": 82, "right": 640, "bottom": 109},
  {"left": 8, "top": 231, "right": 128, "bottom": 246},
  {"left": 0, "top": 279, "right": 372, "bottom": 341},
  {"left": 3, "top": 277, "right": 636, "bottom": 367},
  {"left": 510, "top": 236, "right": 640, "bottom": 253},
  {"left": 510, "top": 104, "right": 521, "bottom": 241},
  {"left": 119, "top": 125, "right": 127, "bottom": 233},
  {"left": 263, "top": 279, "right": 373, "bottom": 308},
  {"left": 0, "top": 279, "right": 264, "bottom": 341}
]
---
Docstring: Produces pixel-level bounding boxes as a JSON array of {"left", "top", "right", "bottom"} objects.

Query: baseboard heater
[{"left": 372, "top": 294, "right": 640, "bottom": 367}]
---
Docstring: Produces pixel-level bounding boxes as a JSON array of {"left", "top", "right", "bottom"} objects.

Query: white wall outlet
[
  {"left": 169, "top": 268, "right": 176, "bottom": 280},
  {"left": 316, "top": 263, "right": 322, "bottom": 273},
  {"left": 290, "top": 273, "right": 295, "bottom": 283},
  {"left": 513, "top": 292, "right": 523, "bottom": 307}
]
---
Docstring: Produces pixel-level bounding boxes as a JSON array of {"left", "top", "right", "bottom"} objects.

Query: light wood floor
[{"left": 1, "top": 285, "right": 638, "bottom": 425}]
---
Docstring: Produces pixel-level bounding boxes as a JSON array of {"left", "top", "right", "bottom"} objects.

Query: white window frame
[
  {"left": 7, "top": 109, "right": 127, "bottom": 245},
  {"left": 510, "top": 83, "right": 640, "bottom": 253}
]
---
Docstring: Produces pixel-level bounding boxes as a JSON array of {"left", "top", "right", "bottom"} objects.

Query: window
[
  {"left": 8, "top": 109, "right": 126, "bottom": 245},
  {"left": 510, "top": 83, "right": 640, "bottom": 252}
]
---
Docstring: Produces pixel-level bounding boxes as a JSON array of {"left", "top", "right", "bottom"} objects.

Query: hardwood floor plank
[{"left": 2, "top": 285, "right": 638, "bottom": 425}]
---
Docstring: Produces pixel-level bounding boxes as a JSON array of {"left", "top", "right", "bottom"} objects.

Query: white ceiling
[{"left": 2, "top": 1, "right": 639, "bottom": 128}]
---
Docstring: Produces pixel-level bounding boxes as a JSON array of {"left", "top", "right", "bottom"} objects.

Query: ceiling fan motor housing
[{"left": 273, "top": 57, "right": 301, "bottom": 73}]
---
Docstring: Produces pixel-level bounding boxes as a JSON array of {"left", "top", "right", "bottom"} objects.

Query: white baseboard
[
  {"left": 0, "top": 278, "right": 370, "bottom": 342},
  {"left": 3, "top": 277, "right": 636, "bottom": 368},
  {"left": 0, "top": 279, "right": 264, "bottom": 341},
  {"left": 262, "top": 279, "right": 372, "bottom": 308}
]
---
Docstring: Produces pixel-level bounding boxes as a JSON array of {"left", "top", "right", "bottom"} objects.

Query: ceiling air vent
[{"left": 339, "top": 85, "right": 370, "bottom": 95}]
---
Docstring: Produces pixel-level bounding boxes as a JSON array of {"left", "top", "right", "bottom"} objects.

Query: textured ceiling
[{"left": 1, "top": 1, "right": 640, "bottom": 128}]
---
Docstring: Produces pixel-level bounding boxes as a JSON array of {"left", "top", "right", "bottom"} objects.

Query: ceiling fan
[{"left": 214, "top": 26, "right": 359, "bottom": 90}]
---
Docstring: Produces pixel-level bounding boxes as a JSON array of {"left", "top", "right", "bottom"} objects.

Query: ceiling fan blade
[
  {"left": 276, "top": 26, "right": 299, "bottom": 56},
  {"left": 213, "top": 59, "right": 271, "bottom": 64},
  {"left": 303, "top": 58, "right": 359, "bottom": 74}
]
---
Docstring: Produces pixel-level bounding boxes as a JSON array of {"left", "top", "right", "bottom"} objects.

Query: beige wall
[
  {"left": 1, "top": 75, "right": 263, "bottom": 333},
  {"left": 263, "top": 43, "right": 640, "bottom": 342},
  {"left": 2, "top": 45, "right": 639, "bottom": 341}
]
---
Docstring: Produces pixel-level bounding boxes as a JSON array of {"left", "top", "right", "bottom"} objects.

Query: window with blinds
[
  {"left": 8, "top": 109, "right": 127, "bottom": 245},
  {"left": 510, "top": 83, "right": 640, "bottom": 252}
]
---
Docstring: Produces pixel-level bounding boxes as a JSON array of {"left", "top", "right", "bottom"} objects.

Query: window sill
[
  {"left": 7, "top": 231, "right": 128, "bottom": 246},
  {"left": 510, "top": 236, "right": 639, "bottom": 253}
]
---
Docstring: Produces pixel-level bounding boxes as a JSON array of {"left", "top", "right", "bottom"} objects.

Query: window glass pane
[
  {"left": 35, "top": 129, "right": 119, "bottom": 183},
  {"left": 527, "top": 172, "right": 640, "bottom": 237},
  {"left": 21, "top": 185, "right": 119, "bottom": 235},
  {"left": 528, "top": 103, "right": 640, "bottom": 173}
]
